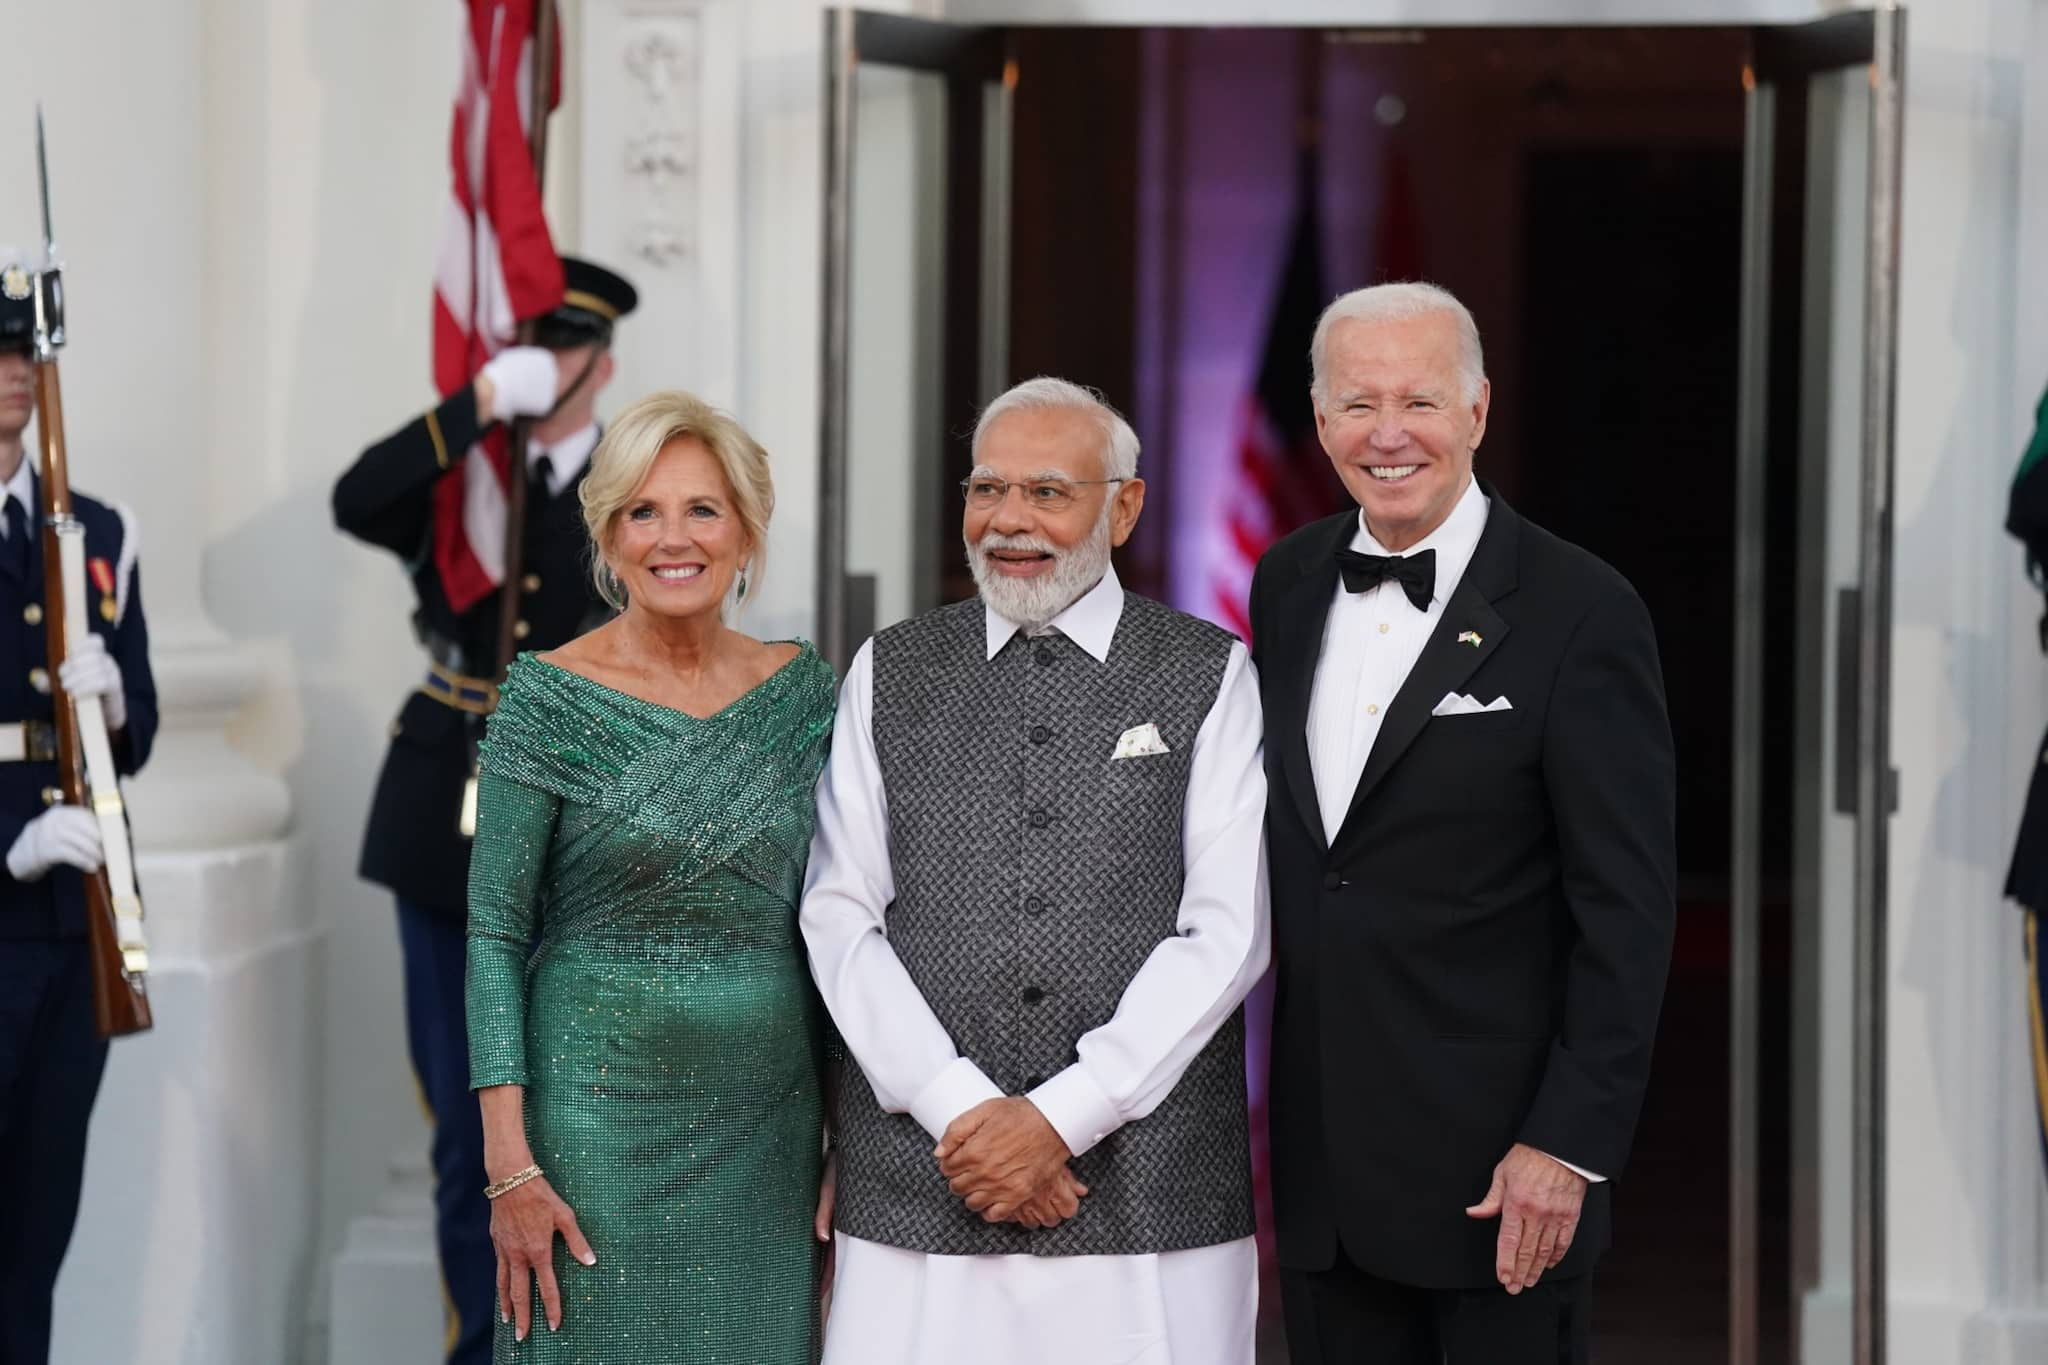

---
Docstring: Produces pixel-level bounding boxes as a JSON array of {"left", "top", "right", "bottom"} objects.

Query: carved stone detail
[{"left": 617, "top": 17, "right": 700, "bottom": 268}]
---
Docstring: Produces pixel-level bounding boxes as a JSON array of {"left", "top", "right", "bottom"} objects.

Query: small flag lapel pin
[{"left": 1457, "top": 630, "right": 1483, "bottom": 647}]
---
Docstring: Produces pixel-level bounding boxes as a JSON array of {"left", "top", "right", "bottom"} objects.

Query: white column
[
  {"left": 2, "top": 3, "right": 308, "bottom": 1364},
  {"left": 1878, "top": 0, "right": 2048, "bottom": 1359}
]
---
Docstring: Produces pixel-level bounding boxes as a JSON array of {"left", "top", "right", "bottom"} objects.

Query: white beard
[{"left": 966, "top": 508, "right": 1114, "bottom": 633}]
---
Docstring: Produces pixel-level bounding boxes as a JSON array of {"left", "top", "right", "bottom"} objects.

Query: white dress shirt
[
  {"left": 0, "top": 457, "right": 32, "bottom": 535},
  {"left": 1305, "top": 474, "right": 1489, "bottom": 844},
  {"left": 529, "top": 421, "right": 598, "bottom": 496},
  {"left": 1302, "top": 476, "right": 1603, "bottom": 1186},
  {"left": 801, "top": 565, "right": 1268, "bottom": 1364}
]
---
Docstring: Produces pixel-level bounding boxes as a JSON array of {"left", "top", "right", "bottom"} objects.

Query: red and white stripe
[
  {"left": 430, "top": 0, "right": 564, "bottom": 614},
  {"left": 1212, "top": 394, "right": 1329, "bottom": 640}
]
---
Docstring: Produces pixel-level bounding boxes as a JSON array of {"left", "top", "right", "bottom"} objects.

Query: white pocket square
[
  {"left": 1112, "top": 722, "right": 1170, "bottom": 759},
  {"left": 1432, "top": 692, "right": 1513, "bottom": 717}
]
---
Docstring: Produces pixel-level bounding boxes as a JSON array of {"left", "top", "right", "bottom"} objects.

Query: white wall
[{"left": 1884, "top": 0, "right": 2048, "bottom": 1357}]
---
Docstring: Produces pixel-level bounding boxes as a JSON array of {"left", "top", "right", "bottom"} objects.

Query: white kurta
[{"left": 801, "top": 568, "right": 1270, "bottom": 1365}]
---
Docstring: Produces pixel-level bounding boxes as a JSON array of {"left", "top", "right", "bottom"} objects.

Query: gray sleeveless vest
[{"left": 832, "top": 591, "right": 1256, "bottom": 1256}]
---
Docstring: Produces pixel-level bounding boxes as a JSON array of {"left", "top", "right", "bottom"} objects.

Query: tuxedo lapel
[
  {"left": 1330, "top": 488, "right": 1522, "bottom": 860},
  {"left": 1270, "top": 515, "right": 1353, "bottom": 851}
]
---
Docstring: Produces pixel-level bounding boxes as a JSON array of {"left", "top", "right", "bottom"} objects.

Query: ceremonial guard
[
  {"left": 2007, "top": 382, "right": 2048, "bottom": 1167},
  {"left": 333, "top": 257, "right": 636, "bottom": 1365},
  {"left": 0, "top": 243, "right": 157, "bottom": 1364}
]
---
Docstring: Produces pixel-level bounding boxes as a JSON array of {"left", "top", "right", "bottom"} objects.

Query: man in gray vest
[{"left": 802, "top": 377, "right": 1271, "bottom": 1364}]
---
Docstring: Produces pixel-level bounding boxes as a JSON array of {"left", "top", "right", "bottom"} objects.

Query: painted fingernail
[{"left": 580, "top": 1252, "right": 596, "bottom": 1266}]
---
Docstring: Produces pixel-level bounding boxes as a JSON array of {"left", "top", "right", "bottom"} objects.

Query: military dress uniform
[
  {"left": 331, "top": 258, "right": 633, "bottom": 1365},
  {"left": 2007, "top": 383, "right": 2048, "bottom": 1166},
  {"left": 0, "top": 462, "right": 155, "bottom": 1365}
]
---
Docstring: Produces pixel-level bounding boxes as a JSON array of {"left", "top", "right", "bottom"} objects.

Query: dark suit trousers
[
  {"left": 397, "top": 899, "right": 494, "bottom": 1365},
  {"left": 1281, "top": 1250, "right": 1592, "bottom": 1365},
  {"left": 0, "top": 939, "right": 109, "bottom": 1365}
]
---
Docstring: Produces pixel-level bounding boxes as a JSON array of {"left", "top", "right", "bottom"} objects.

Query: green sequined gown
[{"left": 466, "top": 646, "right": 837, "bottom": 1364}]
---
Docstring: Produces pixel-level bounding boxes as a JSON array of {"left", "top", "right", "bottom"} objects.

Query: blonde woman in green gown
[{"left": 465, "top": 391, "right": 837, "bottom": 1362}]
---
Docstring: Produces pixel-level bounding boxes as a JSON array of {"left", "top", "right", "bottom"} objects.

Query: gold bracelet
[{"left": 485, "top": 1164, "right": 543, "bottom": 1200}]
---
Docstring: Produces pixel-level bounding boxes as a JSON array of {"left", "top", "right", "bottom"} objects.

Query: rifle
[{"left": 29, "top": 108, "right": 151, "bottom": 1039}]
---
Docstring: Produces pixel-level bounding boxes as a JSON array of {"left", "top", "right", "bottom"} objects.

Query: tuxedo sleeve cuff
[
  {"left": 1028, "top": 1064, "right": 1123, "bottom": 1159},
  {"left": 909, "top": 1058, "right": 1004, "bottom": 1142},
  {"left": 1537, "top": 1148, "right": 1607, "bottom": 1183}
]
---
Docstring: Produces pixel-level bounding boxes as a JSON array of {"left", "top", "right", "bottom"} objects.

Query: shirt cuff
[
  {"left": 1536, "top": 1148, "right": 1607, "bottom": 1184},
  {"left": 908, "top": 1057, "right": 1004, "bottom": 1142},
  {"left": 1027, "top": 1064, "right": 1124, "bottom": 1159}
]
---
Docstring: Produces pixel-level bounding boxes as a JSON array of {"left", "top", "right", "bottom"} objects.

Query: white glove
[
  {"left": 59, "top": 631, "right": 126, "bottom": 732},
  {"left": 477, "top": 346, "right": 560, "bottom": 422},
  {"left": 6, "top": 806, "right": 104, "bottom": 882}
]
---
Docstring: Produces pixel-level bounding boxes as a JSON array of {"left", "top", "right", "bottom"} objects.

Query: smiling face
[
  {"left": 1314, "top": 310, "right": 1489, "bottom": 553},
  {"left": 962, "top": 405, "right": 1145, "bottom": 629},
  {"left": 604, "top": 435, "right": 750, "bottom": 622}
]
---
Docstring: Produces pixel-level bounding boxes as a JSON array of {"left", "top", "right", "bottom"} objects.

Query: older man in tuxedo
[{"left": 1249, "top": 282, "right": 1676, "bottom": 1364}]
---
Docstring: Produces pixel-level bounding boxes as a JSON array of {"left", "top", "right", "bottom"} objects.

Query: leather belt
[
  {"left": 419, "top": 661, "right": 499, "bottom": 716},
  {"left": 0, "top": 720, "right": 58, "bottom": 763}
]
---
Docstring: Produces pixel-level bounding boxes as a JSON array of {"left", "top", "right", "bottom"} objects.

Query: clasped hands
[{"left": 934, "top": 1097, "right": 1089, "bottom": 1230}]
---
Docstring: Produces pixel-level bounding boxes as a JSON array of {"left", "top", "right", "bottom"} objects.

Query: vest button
[
  {"left": 1028, "top": 725, "right": 1051, "bottom": 745},
  {"left": 1027, "top": 808, "right": 1050, "bottom": 829},
  {"left": 22, "top": 603, "right": 41, "bottom": 625},
  {"left": 27, "top": 667, "right": 48, "bottom": 693},
  {"left": 1023, "top": 897, "right": 1045, "bottom": 915},
  {"left": 1021, "top": 986, "right": 1045, "bottom": 1005},
  {"left": 1034, "top": 646, "right": 1055, "bottom": 667},
  {"left": 521, "top": 573, "right": 543, "bottom": 593},
  {"left": 1322, "top": 871, "right": 1342, "bottom": 891},
  {"left": 513, "top": 620, "right": 532, "bottom": 640}
]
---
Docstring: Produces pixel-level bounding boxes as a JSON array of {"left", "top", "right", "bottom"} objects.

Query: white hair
[
  {"left": 1309, "top": 281, "right": 1487, "bottom": 407},
  {"left": 971, "top": 376, "right": 1140, "bottom": 481}
]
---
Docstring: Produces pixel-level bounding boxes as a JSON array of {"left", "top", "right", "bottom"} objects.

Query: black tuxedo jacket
[{"left": 1249, "top": 485, "right": 1676, "bottom": 1289}]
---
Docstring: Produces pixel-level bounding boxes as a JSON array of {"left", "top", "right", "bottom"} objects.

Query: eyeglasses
[{"left": 959, "top": 475, "right": 1126, "bottom": 512}]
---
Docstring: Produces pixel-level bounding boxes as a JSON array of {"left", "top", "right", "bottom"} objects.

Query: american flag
[
  {"left": 1224, "top": 138, "right": 1422, "bottom": 1331},
  {"left": 1210, "top": 146, "right": 1347, "bottom": 640},
  {"left": 430, "top": 0, "right": 565, "bottom": 614}
]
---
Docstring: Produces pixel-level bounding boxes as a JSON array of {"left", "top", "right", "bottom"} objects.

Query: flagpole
[{"left": 496, "top": 0, "right": 557, "bottom": 678}]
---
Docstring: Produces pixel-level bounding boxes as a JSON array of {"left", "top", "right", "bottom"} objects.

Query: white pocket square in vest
[
  {"left": 1113, "top": 722, "right": 1171, "bottom": 759},
  {"left": 1432, "top": 692, "right": 1513, "bottom": 717}
]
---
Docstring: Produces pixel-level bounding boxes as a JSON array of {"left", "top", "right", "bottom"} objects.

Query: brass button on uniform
[
  {"left": 23, "top": 603, "right": 42, "bottom": 626},
  {"left": 522, "top": 573, "right": 542, "bottom": 593},
  {"left": 27, "top": 667, "right": 48, "bottom": 692},
  {"left": 1378, "top": 622, "right": 1390, "bottom": 634},
  {"left": 1366, "top": 703, "right": 1379, "bottom": 716},
  {"left": 513, "top": 620, "right": 532, "bottom": 640}
]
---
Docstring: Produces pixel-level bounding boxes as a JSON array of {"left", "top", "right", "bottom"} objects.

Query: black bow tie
[{"left": 1336, "top": 547, "right": 1436, "bottom": 611}]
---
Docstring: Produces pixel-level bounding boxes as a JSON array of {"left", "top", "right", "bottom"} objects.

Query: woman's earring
[{"left": 735, "top": 566, "right": 750, "bottom": 604}]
